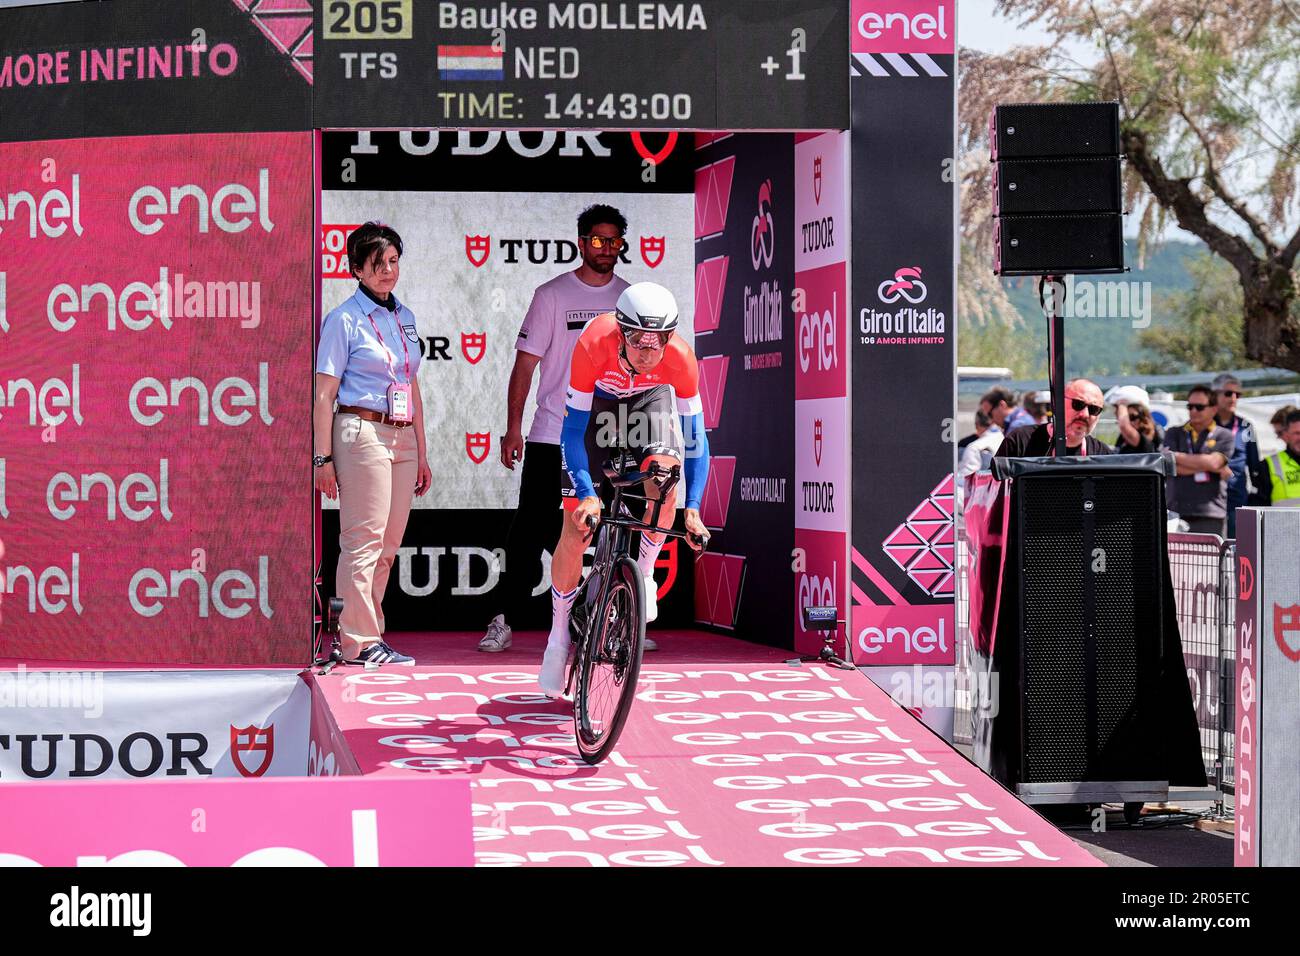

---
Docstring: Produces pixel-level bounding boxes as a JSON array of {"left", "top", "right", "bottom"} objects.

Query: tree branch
[
  {"left": 1178, "top": 108, "right": 1280, "bottom": 255},
  {"left": 1282, "top": 224, "right": 1300, "bottom": 268},
  {"left": 1122, "top": 126, "right": 1262, "bottom": 279}
]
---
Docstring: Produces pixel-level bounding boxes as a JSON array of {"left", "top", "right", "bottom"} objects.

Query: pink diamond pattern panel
[
  {"left": 700, "top": 455, "right": 736, "bottom": 529},
  {"left": 694, "top": 255, "right": 729, "bottom": 333},
  {"left": 694, "top": 156, "right": 736, "bottom": 239},
  {"left": 232, "top": 0, "right": 314, "bottom": 84},
  {"left": 253, "top": 14, "right": 312, "bottom": 54},
  {"left": 882, "top": 475, "right": 958, "bottom": 598},
  {"left": 253, "top": 0, "right": 313, "bottom": 11},
  {"left": 698, "top": 355, "right": 729, "bottom": 430},
  {"left": 694, "top": 553, "right": 745, "bottom": 629}
]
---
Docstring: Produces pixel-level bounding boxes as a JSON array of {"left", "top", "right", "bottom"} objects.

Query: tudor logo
[
  {"left": 631, "top": 131, "right": 678, "bottom": 166},
  {"left": 1275, "top": 603, "right": 1300, "bottom": 662},
  {"left": 1238, "top": 556, "right": 1254, "bottom": 601},
  {"left": 877, "top": 265, "right": 927, "bottom": 304},
  {"left": 466, "top": 432, "right": 491, "bottom": 464},
  {"left": 813, "top": 156, "right": 823, "bottom": 204},
  {"left": 814, "top": 418, "right": 823, "bottom": 466},
  {"left": 465, "top": 234, "right": 490, "bottom": 268},
  {"left": 461, "top": 332, "right": 486, "bottom": 364},
  {"left": 640, "top": 235, "right": 666, "bottom": 269},
  {"left": 654, "top": 538, "right": 680, "bottom": 602},
  {"left": 751, "top": 179, "right": 775, "bottom": 271},
  {"left": 230, "top": 725, "right": 274, "bottom": 778}
]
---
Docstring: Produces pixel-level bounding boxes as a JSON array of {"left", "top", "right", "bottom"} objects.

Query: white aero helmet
[{"left": 615, "top": 282, "right": 679, "bottom": 334}]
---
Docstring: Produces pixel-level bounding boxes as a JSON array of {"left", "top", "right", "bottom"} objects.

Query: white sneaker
[
  {"left": 643, "top": 583, "right": 658, "bottom": 623},
  {"left": 478, "top": 614, "right": 512, "bottom": 652},
  {"left": 539, "top": 643, "right": 570, "bottom": 698}
]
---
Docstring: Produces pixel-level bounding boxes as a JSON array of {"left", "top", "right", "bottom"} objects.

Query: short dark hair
[
  {"left": 1188, "top": 384, "right": 1215, "bottom": 403},
  {"left": 1270, "top": 404, "right": 1298, "bottom": 427},
  {"left": 1285, "top": 409, "right": 1300, "bottom": 428},
  {"left": 981, "top": 386, "right": 1016, "bottom": 409},
  {"left": 974, "top": 409, "right": 992, "bottom": 429},
  {"left": 577, "top": 204, "right": 627, "bottom": 236},
  {"left": 348, "top": 221, "right": 403, "bottom": 278}
]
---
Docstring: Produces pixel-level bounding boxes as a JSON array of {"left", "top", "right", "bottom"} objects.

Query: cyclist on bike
[{"left": 539, "top": 282, "right": 710, "bottom": 697}]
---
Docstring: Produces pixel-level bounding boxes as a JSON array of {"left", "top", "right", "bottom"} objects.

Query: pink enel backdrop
[{"left": 0, "top": 131, "right": 313, "bottom": 664}]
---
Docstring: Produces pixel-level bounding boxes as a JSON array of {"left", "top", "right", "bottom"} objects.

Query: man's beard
[{"left": 585, "top": 256, "right": 616, "bottom": 274}]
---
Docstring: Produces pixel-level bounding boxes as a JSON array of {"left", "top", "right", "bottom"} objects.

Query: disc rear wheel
[{"left": 575, "top": 556, "right": 645, "bottom": 764}]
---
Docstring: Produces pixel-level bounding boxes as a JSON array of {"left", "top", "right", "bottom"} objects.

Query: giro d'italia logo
[
  {"left": 877, "top": 266, "right": 927, "bottom": 304},
  {"left": 751, "top": 179, "right": 775, "bottom": 271}
]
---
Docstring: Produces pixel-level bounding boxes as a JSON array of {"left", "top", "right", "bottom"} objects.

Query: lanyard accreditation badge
[{"left": 366, "top": 306, "right": 413, "bottom": 422}]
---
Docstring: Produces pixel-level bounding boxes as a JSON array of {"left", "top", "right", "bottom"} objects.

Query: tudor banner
[
  {"left": 0, "top": 669, "right": 310, "bottom": 781},
  {"left": 0, "top": 132, "right": 315, "bottom": 665},
  {"left": 319, "top": 130, "right": 694, "bottom": 629},
  {"left": 849, "top": 1, "right": 957, "bottom": 716}
]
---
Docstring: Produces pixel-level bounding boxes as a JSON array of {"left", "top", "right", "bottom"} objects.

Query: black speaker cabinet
[
  {"left": 975, "top": 454, "right": 1205, "bottom": 805},
  {"left": 994, "top": 213, "right": 1124, "bottom": 276},
  {"left": 989, "top": 102, "right": 1121, "bottom": 159},
  {"left": 993, "top": 158, "right": 1122, "bottom": 216}
]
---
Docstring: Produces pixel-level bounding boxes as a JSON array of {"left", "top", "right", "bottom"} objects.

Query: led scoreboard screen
[{"left": 313, "top": 0, "right": 849, "bottom": 129}]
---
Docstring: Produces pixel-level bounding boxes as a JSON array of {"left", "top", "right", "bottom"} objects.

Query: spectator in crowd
[
  {"left": 1115, "top": 402, "right": 1162, "bottom": 453},
  {"left": 1256, "top": 409, "right": 1300, "bottom": 507},
  {"left": 479, "top": 204, "right": 633, "bottom": 652},
  {"left": 1270, "top": 404, "right": 1298, "bottom": 440},
  {"left": 1026, "top": 390, "right": 1053, "bottom": 424},
  {"left": 957, "top": 409, "right": 993, "bottom": 453},
  {"left": 980, "top": 386, "right": 1035, "bottom": 432},
  {"left": 1210, "top": 373, "right": 1262, "bottom": 535},
  {"left": 314, "top": 222, "right": 430, "bottom": 666},
  {"left": 958, "top": 411, "right": 1003, "bottom": 478},
  {"left": 995, "top": 378, "right": 1114, "bottom": 457},
  {"left": 1165, "top": 385, "right": 1235, "bottom": 537}
]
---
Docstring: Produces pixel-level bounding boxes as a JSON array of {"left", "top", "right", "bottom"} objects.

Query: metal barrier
[{"left": 954, "top": 527, "right": 1235, "bottom": 806}]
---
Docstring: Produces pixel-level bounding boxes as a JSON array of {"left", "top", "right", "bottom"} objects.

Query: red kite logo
[
  {"left": 230, "top": 724, "right": 274, "bottom": 778},
  {"left": 466, "top": 432, "right": 491, "bottom": 463},
  {"left": 1239, "top": 556, "right": 1255, "bottom": 601},
  {"left": 465, "top": 235, "right": 490, "bottom": 268},
  {"left": 813, "top": 156, "right": 823, "bottom": 204},
  {"left": 640, "top": 235, "right": 666, "bottom": 269},
  {"left": 814, "top": 418, "right": 823, "bottom": 467},
  {"left": 631, "top": 131, "right": 678, "bottom": 166},
  {"left": 654, "top": 537, "right": 679, "bottom": 601},
  {"left": 1274, "top": 604, "right": 1300, "bottom": 662},
  {"left": 461, "top": 332, "right": 486, "bottom": 364}
]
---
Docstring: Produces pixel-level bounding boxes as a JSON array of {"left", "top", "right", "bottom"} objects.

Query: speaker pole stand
[{"left": 1040, "top": 274, "right": 1068, "bottom": 457}]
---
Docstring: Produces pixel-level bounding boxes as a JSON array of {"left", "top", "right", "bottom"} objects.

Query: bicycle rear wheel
[{"left": 575, "top": 555, "right": 646, "bottom": 764}]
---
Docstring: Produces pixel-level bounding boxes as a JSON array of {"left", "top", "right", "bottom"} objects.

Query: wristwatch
[{"left": 313, "top": 454, "right": 333, "bottom": 468}]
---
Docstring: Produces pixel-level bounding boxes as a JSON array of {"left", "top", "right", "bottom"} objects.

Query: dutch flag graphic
[{"left": 437, "top": 45, "right": 504, "bottom": 81}]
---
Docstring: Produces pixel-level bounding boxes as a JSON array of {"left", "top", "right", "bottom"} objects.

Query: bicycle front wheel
[{"left": 575, "top": 554, "right": 646, "bottom": 765}]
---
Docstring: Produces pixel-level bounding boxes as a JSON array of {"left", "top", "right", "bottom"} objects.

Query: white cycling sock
[
  {"left": 547, "top": 584, "right": 579, "bottom": 650},
  {"left": 637, "top": 530, "right": 666, "bottom": 585}
]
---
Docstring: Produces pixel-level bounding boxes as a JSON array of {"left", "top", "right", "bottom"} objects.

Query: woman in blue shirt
[{"left": 313, "top": 222, "right": 431, "bottom": 665}]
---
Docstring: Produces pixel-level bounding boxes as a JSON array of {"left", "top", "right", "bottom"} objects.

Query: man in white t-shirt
[{"left": 480, "top": 204, "right": 632, "bottom": 651}]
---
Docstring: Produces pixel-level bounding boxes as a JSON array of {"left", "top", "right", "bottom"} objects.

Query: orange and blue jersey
[{"left": 561, "top": 313, "right": 709, "bottom": 509}]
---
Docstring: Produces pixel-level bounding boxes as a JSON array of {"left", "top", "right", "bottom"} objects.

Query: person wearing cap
[
  {"left": 479, "top": 204, "right": 632, "bottom": 653},
  {"left": 1027, "top": 390, "right": 1053, "bottom": 424},
  {"left": 1256, "top": 409, "right": 1300, "bottom": 507},
  {"left": 314, "top": 222, "right": 430, "bottom": 666},
  {"left": 994, "top": 378, "right": 1115, "bottom": 457},
  {"left": 1210, "top": 373, "right": 1261, "bottom": 534},
  {"left": 1106, "top": 385, "right": 1163, "bottom": 454},
  {"left": 1165, "top": 384, "right": 1235, "bottom": 537}
]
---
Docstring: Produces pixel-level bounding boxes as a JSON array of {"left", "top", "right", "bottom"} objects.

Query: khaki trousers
[{"left": 332, "top": 413, "right": 418, "bottom": 657}]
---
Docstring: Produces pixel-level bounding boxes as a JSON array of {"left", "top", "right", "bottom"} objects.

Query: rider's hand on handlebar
[{"left": 574, "top": 496, "right": 602, "bottom": 537}]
